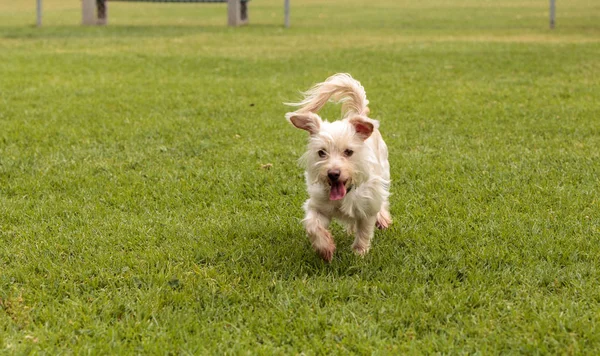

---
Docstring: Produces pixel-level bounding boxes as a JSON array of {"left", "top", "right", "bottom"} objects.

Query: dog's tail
[{"left": 285, "top": 73, "right": 370, "bottom": 118}]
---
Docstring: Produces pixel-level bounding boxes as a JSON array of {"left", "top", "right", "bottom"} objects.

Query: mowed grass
[{"left": 1, "top": 0, "right": 600, "bottom": 353}]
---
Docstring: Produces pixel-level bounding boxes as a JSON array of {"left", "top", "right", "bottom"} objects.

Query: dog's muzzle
[{"left": 327, "top": 169, "right": 347, "bottom": 201}]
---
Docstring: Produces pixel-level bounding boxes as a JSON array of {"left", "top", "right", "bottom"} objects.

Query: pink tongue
[{"left": 329, "top": 181, "right": 347, "bottom": 200}]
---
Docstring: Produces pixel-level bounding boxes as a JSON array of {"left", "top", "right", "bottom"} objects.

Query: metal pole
[
  {"left": 284, "top": 0, "right": 290, "bottom": 28},
  {"left": 549, "top": 0, "right": 555, "bottom": 29},
  {"left": 97, "top": 0, "right": 107, "bottom": 25},
  {"left": 36, "top": 0, "right": 42, "bottom": 27}
]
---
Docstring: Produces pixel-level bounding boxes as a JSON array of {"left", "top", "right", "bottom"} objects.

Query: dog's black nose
[{"left": 328, "top": 169, "right": 341, "bottom": 182}]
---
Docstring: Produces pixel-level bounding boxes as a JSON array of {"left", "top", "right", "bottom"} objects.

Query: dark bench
[{"left": 82, "top": 0, "right": 249, "bottom": 26}]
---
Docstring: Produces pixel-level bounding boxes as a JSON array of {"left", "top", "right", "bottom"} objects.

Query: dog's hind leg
[
  {"left": 376, "top": 201, "right": 392, "bottom": 230},
  {"left": 352, "top": 215, "right": 377, "bottom": 256},
  {"left": 343, "top": 221, "right": 357, "bottom": 235},
  {"left": 303, "top": 206, "right": 336, "bottom": 262}
]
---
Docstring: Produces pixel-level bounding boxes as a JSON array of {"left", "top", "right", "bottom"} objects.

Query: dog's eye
[
  {"left": 318, "top": 150, "right": 327, "bottom": 158},
  {"left": 344, "top": 149, "right": 354, "bottom": 157}
]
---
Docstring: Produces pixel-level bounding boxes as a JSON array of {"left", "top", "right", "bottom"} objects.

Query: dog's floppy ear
[
  {"left": 349, "top": 115, "right": 376, "bottom": 140},
  {"left": 286, "top": 112, "right": 321, "bottom": 135}
]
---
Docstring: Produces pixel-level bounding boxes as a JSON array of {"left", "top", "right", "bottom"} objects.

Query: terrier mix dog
[{"left": 285, "top": 73, "right": 391, "bottom": 262}]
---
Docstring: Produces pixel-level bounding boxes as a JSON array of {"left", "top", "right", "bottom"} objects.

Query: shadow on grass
[
  {"left": 194, "top": 221, "right": 402, "bottom": 280},
  {"left": 0, "top": 23, "right": 285, "bottom": 40}
]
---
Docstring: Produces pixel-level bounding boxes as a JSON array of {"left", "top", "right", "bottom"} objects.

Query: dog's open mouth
[{"left": 329, "top": 180, "right": 347, "bottom": 201}]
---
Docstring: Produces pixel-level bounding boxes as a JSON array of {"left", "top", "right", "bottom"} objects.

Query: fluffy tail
[{"left": 285, "top": 73, "right": 370, "bottom": 118}]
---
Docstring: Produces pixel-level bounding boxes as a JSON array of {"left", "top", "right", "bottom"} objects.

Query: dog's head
[{"left": 286, "top": 111, "right": 378, "bottom": 201}]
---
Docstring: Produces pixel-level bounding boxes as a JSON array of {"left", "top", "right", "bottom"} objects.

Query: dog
[{"left": 285, "top": 73, "right": 391, "bottom": 262}]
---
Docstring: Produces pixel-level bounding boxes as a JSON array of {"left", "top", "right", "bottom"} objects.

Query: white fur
[{"left": 285, "top": 73, "right": 391, "bottom": 262}]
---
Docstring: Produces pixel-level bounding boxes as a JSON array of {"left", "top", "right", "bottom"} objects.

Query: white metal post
[
  {"left": 284, "top": 0, "right": 290, "bottom": 28},
  {"left": 36, "top": 0, "right": 42, "bottom": 26}
]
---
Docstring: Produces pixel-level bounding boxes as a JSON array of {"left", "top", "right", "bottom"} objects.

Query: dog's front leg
[
  {"left": 352, "top": 215, "right": 377, "bottom": 256},
  {"left": 303, "top": 206, "right": 335, "bottom": 262}
]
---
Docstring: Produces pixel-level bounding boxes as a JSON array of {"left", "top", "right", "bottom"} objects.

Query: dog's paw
[
  {"left": 311, "top": 229, "right": 335, "bottom": 262},
  {"left": 317, "top": 246, "right": 335, "bottom": 262},
  {"left": 345, "top": 223, "right": 357, "bottom": 235},
  {"left": 352, "top": 243, "right": 370, "bottom": 257},
  {"left": 376, "top": 210, "right": 392, "bottom": 230}
]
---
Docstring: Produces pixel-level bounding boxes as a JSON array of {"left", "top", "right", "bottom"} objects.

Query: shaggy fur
[{"left": 285, "top": 73, "right": 391, "bottom": 262}]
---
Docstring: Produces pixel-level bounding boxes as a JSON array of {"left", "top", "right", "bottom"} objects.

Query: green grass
[{"left": 1, "top": 0, "right": 600, "bottom": 353}]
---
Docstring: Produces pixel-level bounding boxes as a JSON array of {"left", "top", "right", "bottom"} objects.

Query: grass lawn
[{"left": 1, "top": 0, "right": 600, "bottom": 353}]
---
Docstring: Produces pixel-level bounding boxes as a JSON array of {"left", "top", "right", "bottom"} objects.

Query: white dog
[{"left": 285, "top": 73, "right": 391, "bottom": 262}]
